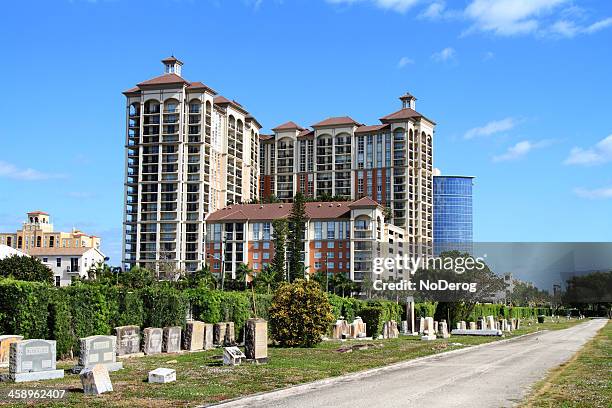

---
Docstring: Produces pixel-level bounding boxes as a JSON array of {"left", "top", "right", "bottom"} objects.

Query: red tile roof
[
  {"left": 246, "top": 114, "right": 262, "bottom": 129},
  {"left": 297, "top": 129, "right": 314, "bottom": 138},
  {"left": 213, "top": 95, "right": 249, "bottom": 115},
  {"left": 355, "top": 124, "right": 390, "bottom": 134},
  {"left": 137, "top": 73, "right": 187, "bottom": 87},
  {"left": 312, "top": 116, "right": 360, "bottom": 128},
  {"left": 272, "top": 121, "right": 304, "bottom": 132},
  {"left": 161, "top": 56, "right": 183, "bottom": 64},
  {"left": 259, "top": 134, "right": 274, "bottom": 141},
  {"left": 348, "top": 196, "right": 380, "bottom": 208},
  {"left": 29, "top": 247, "right": 96, "bottom": 256},
  {"left": 380, "top": 108, "right": 435, "bottom": 125},
  {"left": 187, "top": 81, "right": 217, "bottom": 94},
  {"left": 27, "top": 210, "right": 49, "bottom": 215},
  {"left": 206, "top": 201, "right": 357, "bottom": 222}
]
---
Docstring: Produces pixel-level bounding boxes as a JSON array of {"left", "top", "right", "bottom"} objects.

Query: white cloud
[
  {"left": 0, "top": 160, "right": 64, "bottom": 181},
  {"left": 564, "top": 135, "right": 612, "bottom": 166},
  {"left": 492, "top": 139, "right": 551, "bottom": 162},
  {"left": 464, "top": 0, "right": 568, "bottom": 36},
  {"left": 483, "top": 51, "right": 495, "bottom": 60},
  {"left": 464, "top": 117, "right": 516, "bottom": 139},
  {"left": 461, "top": 0, "right": 612, "bottom": 38},
  {"left": 573, "top": 186, "right": 612, "bottom": 199},
  {"left": 326, "top": 0, "right": 419, "bottom": 13},
  {"left": 397, "top": 56, "right": 415, "bottom": 68},
  {"left": 419, "top": 1, "right": 445, "bottom": 19},
  {"left": 431, "top": 47, "right": 456, "bottom": 62}
]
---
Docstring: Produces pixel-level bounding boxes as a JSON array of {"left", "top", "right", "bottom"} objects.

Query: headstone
[
  {"left": 0, "top": 335, "right": 23, "bottom": 368},
  {"left": 214, "top": 322, "right": 236, "bottom": 346},
  {"left": 223, "top": 346, "right": 245, "bottom": 366},
  {"left": 382, "top": 320, "right": 399, "bottom": 339},
  {"left": 72, "top": 335, "right": 123, "bottom": 374},
  {"left": 224, "top": 322, "right": 236, "bottom": 346},
  {"left": 405, "top": 297, "right": 415, "bottom": 335},
  {"left": 245, "top": 318, "right": 268, "bottom": 363},
  {"left": 421, "top": 317, "right": 437, "bottom": 341},
  {"left": 433, "top": 321, "right": 439, "bottom": 334},
  {"left": 183, "top": 321, "right": 205, "bottom": 351},
  {"left": 203, "top": 323, "right": 214, "bottom": 350},
  {"left": 451, "top": 329, "right": 503, "bottom": 336},
  {"left": 162, "top": 327, "right": 182, "bottom": 353},
  {"left": 8, "top": 339, "right": 64, "bottom": 382},
  {"left": 143, "top": 328, "right": 163, "bottom": 355},
  {"left": 148, "top": 367, "right": 176, "bottom": 383},
  {"left": 469, "top": 321, "right": 477, "bottom": 330},
  {"left": 350, "top": 317, "right": 367, "bottom": 338},
  {"left": 487, "top": 316, "right": 495, "bottom": 331},
  {"left": 477, "top": 318, "right": 485, "bottom": 330},
  {"left": 115, "top": 325, "right": 141, "bottom": 357},
  {"left": 456, "top": 322, "right": 461, "bottom": 330},
  {"left": 418, "top": 317, "right": 425, "bottom": 335},
  {"left": 401, "top": 321, "right": 408, "bottom": 334},
  {"left": 332, "top": 318, "right": 351, "bottom": 339},
  {"left": 438, "top": 320, "right": 450, "bottom": 339},
  {"left": 460, "top": 321, "right": 467, "bottom": 330},
  {"left": 80, "top": 364, "right": 113, "bottom": 395}
]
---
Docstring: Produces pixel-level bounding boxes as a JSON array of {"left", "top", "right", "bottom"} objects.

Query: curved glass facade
[{"left": 433, "top": 176, "right": 474, "bottom": 255}]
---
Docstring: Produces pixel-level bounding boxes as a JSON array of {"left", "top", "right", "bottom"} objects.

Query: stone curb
[{"left": 200, "top": 329, "right": 548, "bottom": 407}]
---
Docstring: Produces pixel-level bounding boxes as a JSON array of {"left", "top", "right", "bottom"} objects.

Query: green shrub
[
  {"left": 65, "top": 283, "right": 114, "bottom": 346},
  {"left": 359, "top": 306, "right": 385, "bottom": 337},
  {"left": 114, "top": 289, "right": 144, "bottom": 327},
  {"left": 0, "top": 255, "right": 53, "bottom": 283},
  {"left": 189, "top": 288, "right": 222, "bottom": 323},
  {"left": 141, "top": 284, "right": 188, "bottom": 329},
  {"left": 269, "top": 279, "right": 334, "bottom": 347},
  {"left": 254, "top": 294, "right": 273, "bottom": 321},
  {"left": 48, "top": 291, "right": 74, "bottom": 358},
  {"left": 0, "top": 278, "right": 51, "bottom": 338}
]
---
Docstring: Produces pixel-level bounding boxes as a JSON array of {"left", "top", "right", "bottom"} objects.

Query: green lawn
[
  {"left": 520, "top": 319, "right": 611, "bottom": 408},
  {"left": 0, "top": 318, "right": 581, "bottom": 407}
]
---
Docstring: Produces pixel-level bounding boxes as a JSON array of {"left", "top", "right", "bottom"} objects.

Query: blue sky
[{"left": 0, "top": 0, "right": 611, "bottom": 265}]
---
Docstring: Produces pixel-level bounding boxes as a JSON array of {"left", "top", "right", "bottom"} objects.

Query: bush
[
  {"left": 114, "top": 289, "right": 144, "bottom": 327},
  {"left": 0, "top": 278, "right": 51, "bottom": 339},
  {"left": 0, "top": 255, "right": 53, "bottom": 283},
  {"left": 269, "top": 279, "right": 334, "bottom": 347},
  {"left": 65, "top": 283, "right": 114, "bottom": 345},
  {"left": 48, "top": 291, "right": 74, "bottom": 358},
  {"left": 359, "top": 306, "right": 385, "bottom": 337},
  {"left": 141, "top": 284, "right": 188, "bottom": 329}
]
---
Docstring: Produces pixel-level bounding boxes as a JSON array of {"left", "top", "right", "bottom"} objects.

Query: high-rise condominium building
[
  {"left": 122, "top": 57, "right": 261, "bottom": 272},
  {"left": 259, "top": 93, "right": 434, "bottom": 253},
  {"left": 433, "top": 175, "right": 474, "bottom": 255}
]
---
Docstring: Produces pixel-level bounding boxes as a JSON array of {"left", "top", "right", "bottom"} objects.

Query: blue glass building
[{"left": 433, "top": 176, "right": 474, "bottom": 255}]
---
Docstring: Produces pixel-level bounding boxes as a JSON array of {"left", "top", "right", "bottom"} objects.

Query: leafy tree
[
  {"left": 312, "top": 271, "right": 328, "bottom": 292},
  {"left": 271, "top": 218, "right": 288, "bottom": 282},
  {"left": 287, "top": 192, "right": 307, "bottom": 282},
  {"left": 225, "top": 263, "right": 251, "bottom": 291},
  {"left": 118, "top": 265, "right": 156, "bottom": 289},
  {"left": 0, "top": 255, "right": 53, "bottom": 283},
  {"left": 510, "top": 281, "right": 551, "bottom": 307},
  {"left": 182, "top": 265, "right": 218, "bottom": 290},
  {"left": 563, "top": 271, "right": 612, "bottom": 317},
  {"left": 253, "top": 264, "right": 277, "bottom": 294},
  {"left": 269, "top": 279, "right": 334, "bottom": 347}
]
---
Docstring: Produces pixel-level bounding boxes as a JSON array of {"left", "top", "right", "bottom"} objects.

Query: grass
[
  {"left": 0, "top": 317, "right": 581, "bottom": 407},
  {"left": 520, "top": 319, "right": 611, "bottom": 408}
]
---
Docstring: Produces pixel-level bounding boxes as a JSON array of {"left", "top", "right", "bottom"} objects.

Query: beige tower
[{"left": 122, "top": 57, "right": 261, "bottom": 272}]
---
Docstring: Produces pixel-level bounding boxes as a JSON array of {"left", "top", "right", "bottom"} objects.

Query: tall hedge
[
  {"left": 65, "top": 283, "right": 114, "bottom": 345},
  {"left": 141, "top": 284, "right": 188, "bottom": 329},
  {"left": 47, "top": 290, "right": 74, "bottom": 357},
  {"left": 0, "top": 279, "right": 51, "bottom": 339}
]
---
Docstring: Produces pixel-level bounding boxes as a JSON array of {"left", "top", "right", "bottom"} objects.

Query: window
[
  {"left": 327, "top": 222, "right": 335, "bottom": 240},
  {"left": 327, "top": 262, "right": 335, "bottom": 269},
  {"left": 315, "top": 241, "right": 322, "bottom": 249},
  {"left": 263, "top": 242, "right": 270, "bottom": 249},
  {"left": 42, "top": 257, "right": 48, "bottom": 263},
  {"left": 54, "top": 276, "right": 60, "bottom": 287},
  {"left": 314, "top": 222, "right": 322, "bottom": 240},
  {"left": 263, "top": 253, "right": 270, "bottom": 260},
  {"left": 252, "top": 223, "right": 260, "bottom": 240},
  {"left": 263, "top": 223, "right": 271, "bottom": 240},
  {"left": 314, "top": 262, "right": 322, "bottom": 269},
  {"left": 327, "top": 241, "right": 334, "bottom": 248},
  {"left": 253, "top": 253, "right": 260, "bottom": 260},
  {"left": 253, "top": 242, "right": 259, "bottom": 250},
  {"left": 253, "top": 263, "right": 260, "bottom": 270},
  {"left": 315, "top": 252, "right": 322, "bottom": 259},
  {"left": 56, "top": 258, "right": 61, "bottom": 267},
  {"left": 327, "top": 252, "right": 334, "bottom": 259}
]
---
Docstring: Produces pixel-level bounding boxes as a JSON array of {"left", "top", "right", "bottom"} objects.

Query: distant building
[
  {"left": 29, "top": 247, "right": 106, "bottom": 287},
  {"left": 0, "top": 211, "right": 104, "bottom": 286},
  {"left": 122, "top": 57, "right": 262, "bottom": 272},
  {"left": 204, "top": 198, "right": 407, "bottom": 282},
  {"left": 0, "top": 211, "right": 101, "bottom": 253},
  {"left": 433, "top": 175, "right": 474, "bottom": 255}
]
